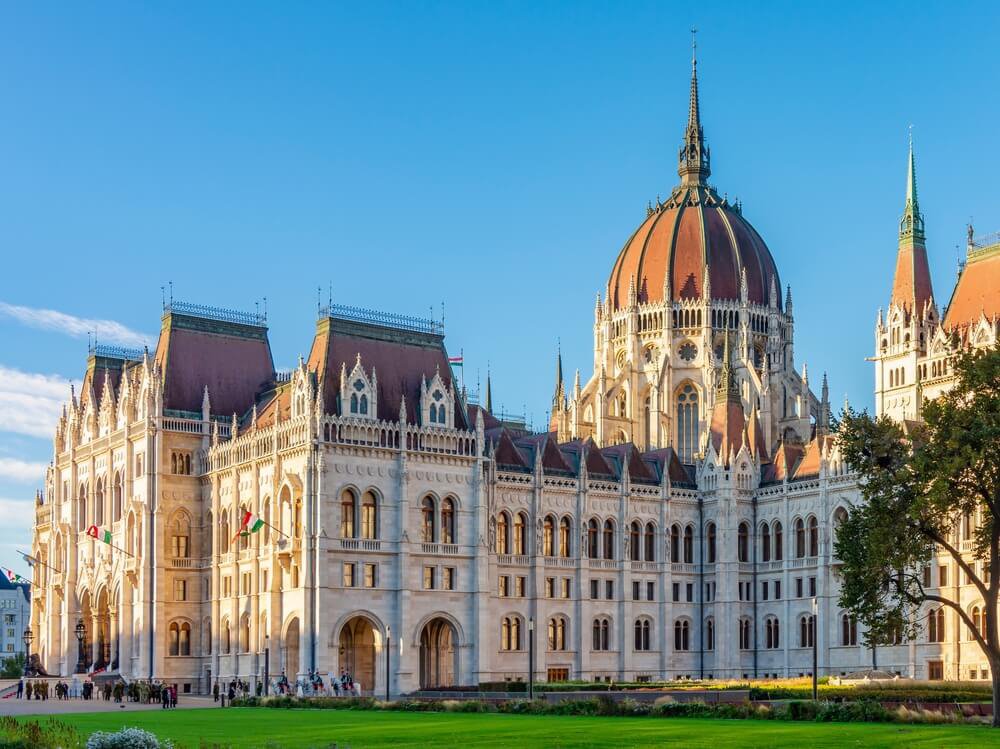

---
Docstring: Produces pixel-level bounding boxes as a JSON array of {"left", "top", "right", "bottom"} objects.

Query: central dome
[{"left": 607, "top": 55, "right": 782, "bottom": 312}]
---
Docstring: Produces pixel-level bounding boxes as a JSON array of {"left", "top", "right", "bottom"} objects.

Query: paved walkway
[{"left": 0, "top": 695, "right": 217, "bottom": 716}]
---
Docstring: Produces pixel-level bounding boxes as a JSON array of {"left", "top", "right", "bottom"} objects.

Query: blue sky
[{"left": 1, "top": 2, "right": 998, "bottom": 575}]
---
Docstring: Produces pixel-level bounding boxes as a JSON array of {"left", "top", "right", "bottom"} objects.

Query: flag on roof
[{"left": 448, "top": 356, "right": 463, "bottom": 366}]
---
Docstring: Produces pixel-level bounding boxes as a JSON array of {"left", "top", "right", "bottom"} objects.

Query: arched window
[
  {"left": 603, "top": 520, "right": 615, "bottom": 560},
  {"left": 808, "top": 517, "right": 819, "bottom": 557},
  {"left": 222, "top": 619, "right": 231, "bottom": 654},
  {"left": 766, "top": 618, "right": 779, "bottom": 649},
  {"left": 634, "top": 619, "right": 651, "bottom": 651},
  {"left": 971, "top": 607, "right": 986, "bottom": 640},
  {"left": 559, "top": 517, "right": 571, "bottom": 558},
  {"left": 592, "top": 618, "right": 610, "bottom": 651},
  {"left": 220, "top": 510, "right": 230, "bottom": 554},
  {"left": 629, "top": 522, "right": 640, "bottom": 561},
  {"left": 800, "top": 615, "right": 815, "bottom": 647},
  {"left": 739, "top": 619, "right": 751, "bottom": 650},
  {"left": 360, "top": 394, "right": 368, "bottom": 415},
  {"left": 673, "top": 620, "right": 690, "bottom": 651},
  {"left": 773, "top": 521, "right": 783, "bottom": 561},
  {"left": 361, "top": 491, "right": 378, "bottom": 540},
  {"left": 761, "top": 522, "right": 771, "bottom": 563},
  {"left": 240, "top": 613, "right": 251, "bottom": 652},
  {"left": 587, "top": 519, "right": 599, "bottom": 559},
  {"left": 501, "top": 617, "right": 521, "bottom": 651},
  {"left": 514, "top": 512, "right": 527, "bottom": 555},
  {"left": 683, "top": 525, "right": 693, "bottom": 564},
  {"left": 350, "top": 393, "right": 359, "bottom": 413},
  {"left": 496, "top": 512, "right": 509, "bottom": 554},
  {"left": 95, "top": 478, "right": 105, "bottom": 527},
  {"left": 78, "top": 483, "right": 87, "bottom": 530},
  {"left": 168, "top": 622, "right": 180, "bottom": 656},
  {"left": 705, "top": 619, "right": 715, "bottom": 651},
  {"left": 795, "top": 518, "right": 806, "bottom": 558},
  {"left": 738, "top": 522, "right": 750, "bottom": 563},
  {"left": 644, "top": 522, "right": 655, "bottom": 562},
  {"left": 170, "top": 512, "right": 190, "bottom": 558},
  {"left": 180, "top": 622, "right": 191, "bottom": 656},
  {"left": 543, "top": 515, "right": 555, "bottom": 556},
  {"left": 548, "top": 617, "right": 566, "bottom": 651},
  {"left": 670, "top": 524, "right": 680, "bottom": 563},
  {"left": 706, "top": 522, "right": 717, "bottom": 563},
  {"left": 441, "top": 498, "right": 455, "bottom": 544},
  {"left": 422, "top": 497, "right": 437, "bottom": 543},
  {"left": 929, "top": 608, "right": 945, "bottom": 643},
  {"left": 112, "top": 472, "right": 123, "bottom": 523},
  {"left": 841, "top": 613, "right": 857, "bottom": 646},
  {"left": 676, "top": 384, "right": 699, "bottom": 463}
]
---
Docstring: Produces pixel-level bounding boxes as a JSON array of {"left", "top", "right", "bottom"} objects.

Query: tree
[
  {"left": 835, "top": 343, "right": 1000, "bottom": 726},
  {"left": 0, "top": 652, "right": 25, "bottom": 679}
]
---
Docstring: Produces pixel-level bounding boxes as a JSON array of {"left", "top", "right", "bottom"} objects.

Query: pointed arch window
[
  {"left": 113, "top": 472, "right": 123, "bottom": 523},
  {"left": 676, "top": 384, "right": 699, "bottom": 463},
  {"left": 441, "top": 498, "right": 455, "bottom": 544},
  {"left": 422, "top": 497, "right": 437, "bottom": 543},
  {"left": 587, "top": 519, "right": 599, "bottom": 559},
  {"left": 673, "top": 620, "right": 690, "bottom": 651},
  {"left": 841, "top": 613, "right": 857, "bottom": 646},
  {"left": 629, "top": 521, "right": 640, "bottom": 561},
  {"left": 559, "top": 517, "right": 571, "bottom": 558},
  {"left": 670, "top": 524, "right": 680, "bottom": 563},
  {"left": 361, "top": 491, "right": 378, "bottom": 540},
  {"left": 683, "top": 525, "right": 693, "bottom": 564},
  {"left": 795, "top": 518, "right": 806, "bottom": 558},
  {"left": 706, "top": 522, "right": 716, "bottom": 563},
  {"left": 761, "top": 522, "right": 771, "bottom": 563},
  {"left": 634, "top": 619, "right": 651, "bottom": 651},
  {"left": 705, "top": 619, "right": 715, "bottom": 651},
  {"left": 773, "top": 522, "right": 783, "bottom": 561},
  {"left": 644, "top": 522, "right": 655, "bottom": 562},
  {"left": 543, "top": 516, "right": 555, "bottom": 557},
  {"left": 496, "top": 512, "right": 509, "bottom": 554},
  {"left": 603, "top": 519, "right": 615, "bottom": 560},
  {"left": 514, "top": 512, "right": 527, "bottom": 555},
  {"left": 738, "top": 522, "right": 750, "bottom": 563},
  {"left": 808, "top": 517, "right": 819, "bottom": 557}
]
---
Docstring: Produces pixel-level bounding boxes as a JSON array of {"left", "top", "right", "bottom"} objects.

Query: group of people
[
  {"left": 213, "top": 678, "right": 252, "bottom": 705},
  {"left": 16, "top": 679, "right": 51, "bottom": 699},
  {"left": 209, "top": 669, "right": 364, "bottom": 705}
]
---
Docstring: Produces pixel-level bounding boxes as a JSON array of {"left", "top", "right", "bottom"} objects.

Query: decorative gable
[
  {"left": 420, "top": 367, "right": 453, "bottom": 428},
  {"left": 340, "top": 354, "right": 377, "bottom": 420}
]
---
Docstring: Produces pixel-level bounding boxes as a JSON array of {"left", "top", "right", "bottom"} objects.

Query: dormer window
[
  {"left": 421, "top": 371, "right": 453, "bottom": 428},
  {"left": 341, "top": 356, "right": 377, "bottom": 420}
]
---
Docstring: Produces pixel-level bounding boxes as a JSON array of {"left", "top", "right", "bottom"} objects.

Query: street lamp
[
  {"left": 385, "top": 625, "right": 391, "bottom": 702},
  {"left": 527, "top": 617, "right": 534, "bottom": 701},
  {"left": 21, "top": 627, "right": 32, "bottom": 677},
  {"left": 75, "top": 619, "right": 85, "bottom": 674}
]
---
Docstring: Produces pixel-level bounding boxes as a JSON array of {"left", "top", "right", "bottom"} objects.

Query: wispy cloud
[
  {"left": 0, "top": 457, "right": 48, "bottom": 482},
  {"left": 0, "top": 365, "right": 79, "bottom": 438},
  {"left": 0, "top": 301, "right": 150, "bottom": 348}
]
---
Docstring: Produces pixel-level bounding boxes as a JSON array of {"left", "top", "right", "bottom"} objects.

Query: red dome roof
[
  {"left": 607, "top": 51, "right": 782, "bottom": 312},
  {"left": 608, "top": 187, "right": 782, "bottom": 311}
]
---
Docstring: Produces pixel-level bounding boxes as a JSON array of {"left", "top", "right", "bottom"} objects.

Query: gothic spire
[
  {"left": 899, "top": 130, "right": 925, "bottom": 242},
  {"left": 716, "top": 331, "right": 739, "bottom": 402},
  {"left": 485, "top": 369, "right": 493, "bottom": 413},
  {"left": 551, "top": 343, "right": 564, "bottom": 411},
  {"left": 678, "top": 31, "right": 711, "bottom": 186}
]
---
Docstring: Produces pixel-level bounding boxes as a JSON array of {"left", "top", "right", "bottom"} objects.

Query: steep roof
[
  {"left": 153, "top": 309, "right": 274, "bottom": 417},
  {"left": 943, "top": 243, "right": 1000, "bottom": 331},
  {"left": 306, "top": 315, "right": 468, "bottom": 429}
]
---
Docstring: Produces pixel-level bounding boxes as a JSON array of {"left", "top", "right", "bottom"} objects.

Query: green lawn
[{"left": 26, "top": 707, "right": 1000, "bottom": 748}]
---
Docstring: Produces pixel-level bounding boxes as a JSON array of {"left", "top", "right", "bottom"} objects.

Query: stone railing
[{"left": 341, "top": 539, "right": 383, "bottom": 552}]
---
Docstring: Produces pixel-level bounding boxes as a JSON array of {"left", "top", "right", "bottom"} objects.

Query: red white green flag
[
  {"left": 233, "top": 510, "right": 265, "bottom": 541},
  {"left": 87, "top": 525, "right": 112, "bottom": 544}
]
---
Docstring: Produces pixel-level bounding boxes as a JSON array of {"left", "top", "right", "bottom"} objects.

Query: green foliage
[
  {"left": 0, "top": 653, "right": 25, "bottom": 679},
  {"left": 0, "top": 716, "right": 82, "bottom": 749},
  {"left": 835, "top": 344, "right": 1000, "bottom": 663}
]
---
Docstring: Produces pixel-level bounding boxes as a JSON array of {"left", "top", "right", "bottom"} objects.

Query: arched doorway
[
  {"left": 95, "top": 589, "right": 110, "bottom": 669},
  {"left": 284, "top": 618, "right": 300, "bottom": 678},
  {"left": 339, "top": 617, "right": 377, "bottom": 692},
  {"left": 419, "top": 618, "right": 457, "bottom": 688}
]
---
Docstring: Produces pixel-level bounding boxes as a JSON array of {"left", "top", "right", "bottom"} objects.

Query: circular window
[{"left": 678, "top": 342, "right": 697, "bottom": 362}]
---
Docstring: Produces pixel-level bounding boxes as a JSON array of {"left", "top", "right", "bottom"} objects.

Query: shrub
[
  {"left": 86, "top": 727, "right": 172, "bottom": 749},
  {"left": 0, "top": 717, "right": 82, "bottom": 749}
]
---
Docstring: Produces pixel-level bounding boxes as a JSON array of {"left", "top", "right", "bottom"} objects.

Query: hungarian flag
[
  {"left": 5, "top": 570, "right": 28, "bottom": 585},
  {"left": 233, "top": 510, "right": 264, "bottom": 541},
  {"left": 87, "top": 525, "right": 112, "bottom": 544},
  {"left": 448, "top": 356, "right": 463, "bottom": 367}
]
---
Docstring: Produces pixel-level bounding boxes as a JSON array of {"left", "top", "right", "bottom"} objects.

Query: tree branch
[{"left": 919, "top": 523, "right": 989, "bottom": 601}]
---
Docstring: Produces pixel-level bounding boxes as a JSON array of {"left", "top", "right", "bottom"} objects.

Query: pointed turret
[
  {"left": 485, "top": 370, "right": 493, "bottom": 413},
  {"left": 677, "top": 37, "right": 711, "bottom": 185},
  {"left": 890, "top": 133, "right": 934, "bottom": 316},
  {"left": 551, "top": 344, "right": 564, "bottom": 412}
]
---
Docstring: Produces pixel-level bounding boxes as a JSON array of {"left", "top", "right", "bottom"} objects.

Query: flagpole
[{"left": 16, "top": 551, "right": 62, "bottom": 575}]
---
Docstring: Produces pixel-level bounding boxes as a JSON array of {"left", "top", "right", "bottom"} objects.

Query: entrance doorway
[
  {"left": 339, "top": 617, "right": 377, "bottom": 693},
  {"left": 418, "top": 618, "right": 457, "bottom": 688}
]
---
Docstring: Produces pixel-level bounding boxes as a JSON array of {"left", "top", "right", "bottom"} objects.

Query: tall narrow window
[
  {"left": 773, "top": 522, "right": 783, "bottom": 561},
  {"left": 795, "top": 519, "right": 805, "bottom": 558},
  {"left": 603, "top": 520, "right": 615, "bottom": 560},
  {"left": 676, "top": 384, "right": 699, "bottom": 463},
  {"left": 543, "top": 516, "right": 555, "bottom": 557},
  {"left": 738, "top": 522, "right": 750, "bottom": 563},
  {"left": 361, "top": 491, "right": 377, "bottom": 540},
  {"left": 341, "top": 490, "right": 356, "bottom": 539},
  {"left": 514, "top": 513, "right": 527, "bottom": 555},
  {"left": 587, "top": 519, "right": 598, "bottom": 559},
  {"left": 761, "top": 522, "right": 771, "bottom": 563},
  {"left": 683, "top": 525, "right": 693, "bottom": 564},
  {"left": 706, "top": 523, "right": 716, "bottom": 563},
  {"left": 441, "top": 498, "right": 455, "bottom": 544},
  {"left": 422, "top": 497, "right": 437, "bottom": 543},
  {"left": 496, "top": 512, "right": 509, "bottom": 554},
  {"left": 808, "top": 517, "right": 819, "bottom": 557},
  {"left": 629, "top": 522, "right": 640, "bottom": 561},
  {"left": 559, "top": 517, "right": 571, "bottom": 558},
  {"left": 644, "top": 522, "right": 655, "bottom": 562},
  {"left": 670, "top": 524, "right": 680, "bottom": 563}
]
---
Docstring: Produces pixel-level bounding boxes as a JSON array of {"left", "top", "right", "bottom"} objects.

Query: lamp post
[
  {"left": 385, "top": 625, "right": 391, "bottom": 702},
  {"left": 811, "top": 597, "right": 818, "bottom": 701},
  {"left": 21, "top": 627, "right": 32, "bottom": 677},
  {"left": 264, "top": 635, "right": 270, "bottom": 697},
  {"left": 527, "top": 617, "right": 534, "bottom": 701},
  {"left": 74, "top": 619, "right": 86, "bottom": 674}
]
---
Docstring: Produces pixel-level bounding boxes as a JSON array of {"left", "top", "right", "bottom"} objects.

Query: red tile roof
[
  {"left": 890, "top": 240, "right": 935, "bottom": 318},
  {"left": 944, "top": 249, "right": 1000, "bottom": 331}
]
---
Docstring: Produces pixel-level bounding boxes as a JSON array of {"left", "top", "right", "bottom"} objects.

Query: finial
[{"left": 691, "top": 26, "right": 697, "bottom": 65}]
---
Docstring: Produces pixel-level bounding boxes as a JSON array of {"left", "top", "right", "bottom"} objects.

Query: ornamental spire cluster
[
  {"left": 678, "top": 31, "right": 711, "bottom": 185},
  {"left": 899, "top": 131, "right": 925, "bottom": 242}
]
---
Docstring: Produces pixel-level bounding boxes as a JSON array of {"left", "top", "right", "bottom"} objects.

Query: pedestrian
[
  {"left": 213, "top": 681, "right": 219, "bottom": 702},
  {"left": 161, "top": 685, "right": 169, "bottom": 709},
  {"left": 16, "top": 678, "right": 23, "bottom": 699}
]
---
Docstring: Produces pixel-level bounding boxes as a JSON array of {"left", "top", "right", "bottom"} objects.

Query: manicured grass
[{"left": 29, "top": 706, "right": 1000, "bottom": 748}]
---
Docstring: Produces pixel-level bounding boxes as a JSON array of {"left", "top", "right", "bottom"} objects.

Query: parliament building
[{"left": 28, "top": 52, "right": 1000, "bottom": 694}]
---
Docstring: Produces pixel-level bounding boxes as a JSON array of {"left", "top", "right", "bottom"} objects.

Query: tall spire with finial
[
  {"left": 485, "top": 368, "right": 493, "bottom": 413},
  {"left": 889, "top": 129, "right": 934, "bottom": 315},
  {"left": 678, "top": 28, "right": 711, "bottom": 185},
  {"left": 551, "top": 342, "right": 564, "bottom": 412}
]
